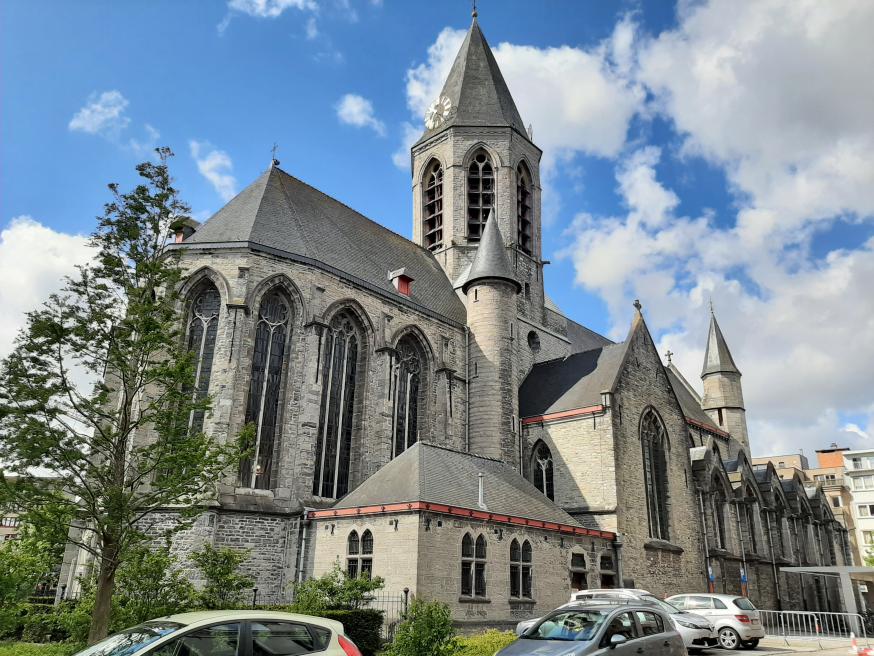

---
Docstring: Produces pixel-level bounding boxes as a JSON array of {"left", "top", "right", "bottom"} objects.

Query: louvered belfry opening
[
  {"left": 423, "top": 159, "right": 444, "bottom": 251},
  {"left": 516, "top": 162, "right": 532, "bottom": 255},
  {"left": 467, "top": 149, "right": 494, "bottom": 241}
]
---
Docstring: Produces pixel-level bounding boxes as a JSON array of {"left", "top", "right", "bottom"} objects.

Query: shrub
[
  {"left": 289, "top": 563, "right": 384, "bottom": 613},
  {"left": 21, "top": 608, "right": 69, "bottom": 643},
  {"left": 386, "top": 599, "right": 459, "bottom": 656},
  {"left": 0, "top": 602, "right": 28, "bottom": 640},
  {"left": 318, "top": 609, "right": 383, "bottom": 656},
  {"left": 190, "top": 544, "right": 254, "bottom": 610},
  {"left": 457, "top": 630, "right": 516, "bottom": 656},
  {"left": 112, "top": 545, "right": 196, "bottom": 628},
  {"left": 0, "top": 644, "right": 83, "bottom": 656}
]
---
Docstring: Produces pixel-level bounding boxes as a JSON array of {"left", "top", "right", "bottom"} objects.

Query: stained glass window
[
  {"left": 532, "top": 441, "right": 555, "bottom": 500},
  {"left": 392, "top": 337, "right": 424, "bottom": 458},
  {"left": 186, "top": 283, "right": 221, "bottom": 435},
  {"left": 641, "top": 409, "right": 670, "bottom": 541}
]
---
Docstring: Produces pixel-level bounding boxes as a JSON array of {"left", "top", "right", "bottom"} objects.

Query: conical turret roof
[
  {"left": 416, "top": 17, "right": 528, "bottom": 145},
  {"left": 462, "top": 211, "right": 520, "bottom": 293},
  {"left": 702, "top": 313, "right": 741, "bottom": 377}
]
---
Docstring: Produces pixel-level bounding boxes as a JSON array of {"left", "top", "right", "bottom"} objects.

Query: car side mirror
[{"left": 609, "top": 634, "right": 627, "bottom": 648}]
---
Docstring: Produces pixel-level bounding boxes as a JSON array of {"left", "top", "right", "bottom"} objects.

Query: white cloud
[
  {"left": 189, "top": 140, "right": 238, "bottom": 202},
  {"left": 392, "top": 122, "right": 420, "bottom": 171},
  {"left": 0, "top": 217, "right": 93, "bottom": 360},
  {"left": 335, "top": 94, "right": 385, "bottom": 136},
  {"left": 127, "top": 124, "right": 161, "bottom": 158},
  {"left": 227, "top": 0, "right": 316, "bottom": 18},
  {"left": 68, "top": 90, "right": 130, "bottom": 138},
  {"left": 305, "top": 16, "right": 319, "bottom": 39},
  {"left": 844, "top": 423, "right": 871, "bottom": 441}
]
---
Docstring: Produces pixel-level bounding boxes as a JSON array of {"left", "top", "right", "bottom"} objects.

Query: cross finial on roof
[
  {"left": 633, "top": 299, "right": 642, "bottom": 313},
  {"left": 665, "top": 349, "right": 674, "bottom": 364},
  {"left": 270, "top": 142, "right": 280, "bottom": 167},
  {"left": 709, "top": 296, "right": 714, "bottom": 315},
  {"left": 471, "top": 0, "right": 477, "bottom": 18}
]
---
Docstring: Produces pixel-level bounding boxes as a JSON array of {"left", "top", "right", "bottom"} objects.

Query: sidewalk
[{"left": 742, "top": 637, "right": 868, "bottom": 654}]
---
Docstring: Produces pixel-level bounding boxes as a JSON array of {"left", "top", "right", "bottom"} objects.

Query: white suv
[{"left": 667, "top": 593, "right": 765, "bottom": 650}]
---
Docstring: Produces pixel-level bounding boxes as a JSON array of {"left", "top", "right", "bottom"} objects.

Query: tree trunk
[{"left": 87, "top": 546, "right": 118, "bottom": 645}]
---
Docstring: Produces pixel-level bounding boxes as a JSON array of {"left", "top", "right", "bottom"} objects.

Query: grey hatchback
[{"left": 498, "top": 603, "right": 687, "bottom": 656}]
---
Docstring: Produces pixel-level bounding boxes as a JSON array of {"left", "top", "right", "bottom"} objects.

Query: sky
[{"left": 2, "top": 0, "right": 873, "bottom": 458}]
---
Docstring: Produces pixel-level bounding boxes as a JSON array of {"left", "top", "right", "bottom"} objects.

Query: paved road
[{"left": 697, "top": 637, "right": 862, "bottom": 654}]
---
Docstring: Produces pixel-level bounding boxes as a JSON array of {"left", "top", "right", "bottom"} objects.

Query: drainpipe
[
  {"left": 465, "top": 326, "right": 470, "bottom": 452},
  {"left": 698, "top": 490, "right": 713, "bottom": 592},
  {"left": 296, "top": 510, "right": 312, "bottom": 585},
  {"left": 765, "top": 510, "right": 783, "bottom": 610},
  {"left": 612, "top": 534, "right": 624, "bottom": 587}
]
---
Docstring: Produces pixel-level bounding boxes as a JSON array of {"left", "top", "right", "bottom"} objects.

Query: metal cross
[
  {"left": 665, "top": 349, "right": 674, "bottom": 364},
  {"left": 472, "top": 0, "right": 477, "bottom": 18},
  {"left": 271, "top": 142, "right": 279, "bottom": 164}
]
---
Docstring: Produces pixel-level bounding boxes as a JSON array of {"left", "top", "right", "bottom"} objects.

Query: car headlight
[{"left": 675, "top": 619, "right": 699, "bottom": 629}]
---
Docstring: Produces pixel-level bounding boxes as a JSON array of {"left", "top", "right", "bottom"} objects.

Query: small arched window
[
  {"left": 423, "top": 160, "right": 444, "bottom": 252},
  {"left": 516, "top": 163, "right": 533, "bottom": 255},
  {"left": 185, "top": 281, "right": 221, "bottom": 436},
  {"left": 346, "top": 529, "right": 373, "bottom": 579},
  {"left": 531, "top": 441, "right": 554, "bottom": 500},
  {"left": 392, "top": 336, "right": 425, "bottom": 458},
  {"left": 641, "top": 408, "right": 670, "bottom": 540},
  {"left": 313, "top": 311, "right": 362, "bottom": 498},
  {"left": 510, "top": 539, "right": 532, "bottom": 599},
  {"left": 241, "top": 290, "right": 291, "bottom": 489},
  {"left": 461, "top": 533, "right": 487, "bottom": 597},
  {"left": 467, "top": 149, "right": 494, "bottom": 241}
]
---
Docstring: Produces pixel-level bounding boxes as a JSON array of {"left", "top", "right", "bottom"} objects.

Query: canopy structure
[{"left": 781, "top": 566, "right": 874, "bottom": 615}]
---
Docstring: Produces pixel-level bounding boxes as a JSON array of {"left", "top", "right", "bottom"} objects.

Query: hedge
[
  {"left": 0, "top": 644, "right": 82, "bottom": 656},
  {"left": 311, "top": 609, "right": 383, "bottom": 656},
  {"left": 457, "top": 630, "right": 517, "bottom": 656}
]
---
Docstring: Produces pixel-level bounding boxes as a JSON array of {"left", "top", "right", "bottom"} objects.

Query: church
[{"left": 61, "top": 13, "right": 854, "bottom": 627}]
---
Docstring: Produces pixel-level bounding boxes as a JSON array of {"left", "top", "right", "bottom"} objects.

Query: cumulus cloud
[
  {"left": 68, "top": 90, "right": 131, "bottom": 138},
  {"left": 0, "top": 217, "right": 93, "bottom": 360},
  {"left": 335, "top": 94, "right": 385, "bottom": 136},
  {"left": 227, "top": 0, "right": 316, "bottom": 18},
  {"left": 189, "top": 140, "right": 238, "bottom": 202}
]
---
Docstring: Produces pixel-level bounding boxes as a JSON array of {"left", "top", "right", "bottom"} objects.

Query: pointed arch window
[
  {"left": 711, "top": 483, "right": 728, "bottom": 549},
  {"left": 423, "top": 160, "right": 444, "bottom": 252},
  {"left": 346, "top": 529, "right": 373, "bottom": 579},
  {"left": 531, "top": 441, "right": 554, "bottom": 501},
  {"left": 461, "top": 533, "right": 487, "bottom": 597},
  {"left": 392, "top": 336, "right": 425, "bottom": 458},
  {"left": 185, "top": 282, "right": 221, "bottom": 436},
  {"left": 467, "top": 149, "right": 494, "bottom": 241},
  {"left": 516, "top": 163, "right": 532, "bottom": 255},
  {"left": 641, "top": 408, "right": 670, "bottom": 541},
  {"left": 313, "top": 312, "right": 361, "bottom": 498},
  {"left": 241, "top": 290, "right": 291, "bottom": 489},
  {"left": 510, "top": 539, "right": 532, "bottom": 599}
]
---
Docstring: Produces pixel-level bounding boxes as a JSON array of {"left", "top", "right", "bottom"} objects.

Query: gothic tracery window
[
  {"left": 347, "top": 529, "right": 373, "bottom": 579},
  {"left": 185, "top": 282, "right": 221, "bottom": 436},
  {"left": 510, "top": 539, "right": 532, "bottom": 599},
  {"left": 423, "top": 160, "right": 444, "bottom": 252},
  {"left": 641, "top": 408, "right": 670, "bottom": 541},
  {"left": 461, "top": 533, "right": 487, "bottom": 597},
  {"left": 241, "top": 290, "right": 291, "bottom": 489},
  {"left": 391, "top": 336, "right": 425, "bottom": 458},
  {"left": 516, "top": 163, "right": 532, "bottom": 255},
  {"left": 313, "top": 312, "right": 362, "bottom": 498},
  {"left": 531, "top": 441, "right": 554, "bottom": 501},
  {"left": 467, "top": 149, "right": 494, "bottom": 240}
]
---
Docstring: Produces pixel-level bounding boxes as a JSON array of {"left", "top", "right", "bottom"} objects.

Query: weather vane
[
  {"left": 271, "top": 142, "right": 280, "bottom": 167},
  {"left": 472, "top": 0, "right": 477, "bottom": 18}
]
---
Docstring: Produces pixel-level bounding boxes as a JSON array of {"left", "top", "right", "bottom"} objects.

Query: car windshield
[
  {"left": 640, "top": 595, "right": 682, "bottom": 614},
  {"left": 733, "top": 597, "right": 757, "bottom": 611},
  {"left": 71, "top": 622, "right": 183, "bottom": 656},
  {"left": 523, "top": 609, "right": 609, "bottom": 642}
]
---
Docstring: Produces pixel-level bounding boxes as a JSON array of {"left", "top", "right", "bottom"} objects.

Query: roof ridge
[{"left": 416, "top": 440, "right": 504, "bottom": 464}]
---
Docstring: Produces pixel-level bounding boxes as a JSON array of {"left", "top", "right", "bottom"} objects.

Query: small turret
[
  {"left": 464, "top": 213, "right": 520, "bottom": 463},
  {"left": 701, "top": 311, "right": 749, "bottom": 456}
]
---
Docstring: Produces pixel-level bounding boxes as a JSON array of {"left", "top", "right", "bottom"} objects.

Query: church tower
[
  {"left": 410, "top": 13, "right": 545, "bottom": 321},
  {"left": 701, "top": 311, "right": 750, "bottom": 456},
  {"left": 462, "top": 212, "right": 521, "bottom": 463}
]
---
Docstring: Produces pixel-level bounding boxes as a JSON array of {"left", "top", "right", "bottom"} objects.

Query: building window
[
  {"left": 423, "top": 160, "right": 444, "bottom": 251},
  {"left": 864, "top": 531, "right": 874, "bottom": 546},
  {"left": 313, "top": 312, "right": 362, "bottom": 498},
  {"left": 467, "top": 149, "right": 494, "bottom": 241},
  {"left": 531, "top": 441, "right": 554, "bottom": 501},
  {"left": 0, "top": 517, "right": 20, "bottom": 528},
  {"left": 742, "top": 496, "right": 758, "bottom": 554},
  {"left": 854, "top": 475, "right": 874, "bottom": 491},
  {"left": 510, "top": 539, "right": 532, "bottom": 599},
  {"left": 641, "top": 408, "right": 670, "bottom": 541},
  {"left": 185, "top": 281, "right": 221, "bottom": 435},
  {"left": 241, "top": 290, "right": 291, "bottom": 489},
  {"left": 527, "top": 330, "right": 541, "bottom": 352},
  {"left": 710, "top": 486, "right": 728, "bottom": 550},
  {"left": 461, "top": 533, "right": 487, "bottom": 597},
  {"left": 832, "top": 496, "right": 842, "bottom": 508},
  {"left": 391, "top": 336, "right": 425, "bottom": 458},
  {"left": 347, "top": 529, "right": 373, "bottom": 579},
  {"left": 516, "top": 163, "right": 532, "bottom": 255},
  {"left": 858, "top": 504, "right": 874, "bottom": 518}
]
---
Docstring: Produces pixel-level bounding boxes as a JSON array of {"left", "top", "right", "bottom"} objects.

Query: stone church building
[{"left": 61, "top": 15, "right": 853, "bottom": 625}]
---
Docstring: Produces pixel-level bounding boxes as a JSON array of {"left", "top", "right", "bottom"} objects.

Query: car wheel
[
  {"left": 740, "top": 638, "right": 759, "bottom": 650},
  {"left": 718, "top": 627, "right": 741, "bottom": 650}
]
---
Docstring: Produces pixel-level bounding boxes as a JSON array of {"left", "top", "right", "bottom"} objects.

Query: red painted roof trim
[
  {"left": 685, "top": 416, "right": 730, "bottom": 438},
  {"left": 307, "top": 501, "right": 616, "bottom": 540},
  {"left": 522, "top": 404, "right": 604, "bottom": 426}
]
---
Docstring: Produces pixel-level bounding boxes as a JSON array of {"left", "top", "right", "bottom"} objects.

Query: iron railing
[
  {"left": 361, "top": 591, "right": 410, "bottom": 640},
  {"left": 760, "top": 609, "right": 868, "bottom": 646}
]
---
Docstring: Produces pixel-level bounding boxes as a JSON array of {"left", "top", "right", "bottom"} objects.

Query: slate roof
[
  {"left": 462, "top": 212, "right": 520, "bottom": 292},
  {"left": 519, "top": 343, "right": 627, "bottom": 418},
  {"left": 333, "top": 442, "right": 582, "bottom": 527},
  {"left": 415, "top": 17, "right": 529, "bottom": 146},
  {"left": 665, "top": 366, "right": 722, "bottom": 434},
  {"left": 702, "top": 313, "right": 740, "bottom": 377},
  {"left": 181, "top": 165, "right": 467, "bottom": 325}
]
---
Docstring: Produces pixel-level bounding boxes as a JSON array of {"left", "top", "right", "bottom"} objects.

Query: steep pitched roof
[
  {"left": 519, "top": 343, "right": 626, "bottom": 417},
  {"left": 333, "top": 442, "right": 581, "bottom": 527},
  {"left": 182, "top": 165, "right": 466, "bottom": 325},
  {"left": 666, "top": 366, "right": 723, "bottom": 434},
  {"left": 702, "top": 313, "right": 741, "bottom": 377},
  {"left": 415, "top": 17, "right": 528, "bottom": 145},
  {"left": 461, "top": 212, "right": 520, "bottom": 292}
]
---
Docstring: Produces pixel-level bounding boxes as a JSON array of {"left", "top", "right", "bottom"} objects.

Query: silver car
[
  {"left": 667, "top": 594, "right": 765, "bottom": 650},
  {"left": 500, "top": 603, "right": 687, "bottom": 656}
]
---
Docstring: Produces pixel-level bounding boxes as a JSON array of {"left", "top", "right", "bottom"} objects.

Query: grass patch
[
  {"left": 0, "top": 642, "right": 83, "bottom": 656},
  {"left": 457, "top": 630, "right": 517, "bottom": 655}
]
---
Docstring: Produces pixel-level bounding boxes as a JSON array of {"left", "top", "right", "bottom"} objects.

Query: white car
[
  {"left": 70, "top": 610, "right": 363, "bottom": 656},
  {"left": 667, "top": 593, "right": 765, "bottom": 650}
]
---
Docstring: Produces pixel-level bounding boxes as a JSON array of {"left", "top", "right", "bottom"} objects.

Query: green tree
[
  {"left": 290, "top": 562, "right": 384, "bottom": 613},
  {"left": 0, "top": 149, "right": 241, "bottom": 643},
  {"left": 112, "top": 544, "right": 196, "bottom": 627},
  {"left": 190, "top": 544, "right": 254, "bottom": 610},
  {"left": 387, "top": 598, "right": 460, "bottom": 656}
]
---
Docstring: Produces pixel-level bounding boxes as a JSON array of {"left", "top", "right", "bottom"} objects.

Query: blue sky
[{"left": 2, "top": 0, "right": 874, "bottom": 456}]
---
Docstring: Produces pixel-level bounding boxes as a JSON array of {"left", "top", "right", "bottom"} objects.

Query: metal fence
[
  {"left": 760, "top": 609, "right": 868, "bottom": 645},
  {"left": 361, "top": 591, "right": 409, "bottom": 640}
]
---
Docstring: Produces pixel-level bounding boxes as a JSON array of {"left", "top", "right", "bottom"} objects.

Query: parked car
[
  {"left": 667, "top": 593, "right": 764, "bottom": 650},
  {"left": 500, "top": 602, "right": 688, "bottom": 655},
  {"left": 70, "top": 610, "right": 363, "bottom": 656}
]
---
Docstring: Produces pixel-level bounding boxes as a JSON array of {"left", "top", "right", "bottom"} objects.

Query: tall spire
[
  {"left": 702, "top": 313, "right": 740, "bottom": 377},
  {"left": 416, "top": 17, "right": 527, "bottom": 143},
  {"left": 462, "top": 211, "right": 520, "bottom": 293}
]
